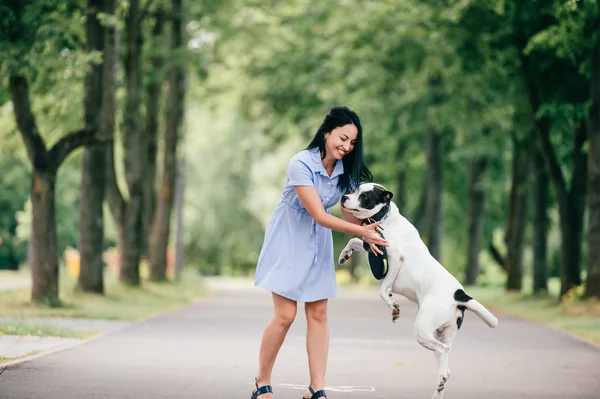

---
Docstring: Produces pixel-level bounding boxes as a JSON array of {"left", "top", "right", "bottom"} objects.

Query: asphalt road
[{"left": 1, "top": 278, "right": 599, "bottom": 399}]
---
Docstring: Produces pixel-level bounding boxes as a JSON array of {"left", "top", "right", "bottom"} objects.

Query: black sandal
[
  {"left": 302, "top": 386, "right": 327, "bottom": 399},
  {"left": 251, "top": 378, "right": 273, "bottom": 398}
]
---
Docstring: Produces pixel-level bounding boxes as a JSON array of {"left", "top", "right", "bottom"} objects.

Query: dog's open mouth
[{"left": 341, "top": 204, "right": 361, "bottom": 213}]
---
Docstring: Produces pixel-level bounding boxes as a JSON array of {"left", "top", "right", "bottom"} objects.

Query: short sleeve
[{"left": 287, "top": 157, "right": 314, "bottom": 187}]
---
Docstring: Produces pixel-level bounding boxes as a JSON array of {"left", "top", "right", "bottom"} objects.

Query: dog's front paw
[
  {"left": 338, "top": 247, "right": 354, "bottom": 265},
  {"left": 392, "top": 303, "right": 400, "bottom": 323}
]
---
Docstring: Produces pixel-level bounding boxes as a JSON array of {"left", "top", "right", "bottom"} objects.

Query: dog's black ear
[{"left": 383, "top": 191, "right": 393, "bottom": 203}]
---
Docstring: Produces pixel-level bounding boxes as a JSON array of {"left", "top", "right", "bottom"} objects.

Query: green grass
[
  {"left": 468, "top": 284, "right": 600, "bottom": 345},
  {"left": 0, "top": 351, "right": 42, "bottom": 364},
  {"left": 0, "top": 322, "right": 96, "bottom": 338},
  {"left": 0, "top": 268, "right": 208, "bottom": 321}
]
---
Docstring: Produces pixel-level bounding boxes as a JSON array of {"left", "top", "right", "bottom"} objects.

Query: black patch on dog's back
[
  {"left": 454, "top": 289, "right": 472, "bottom": 303},
  {"left": 456, "top": 305, "right": 466, "bottom": 329}
]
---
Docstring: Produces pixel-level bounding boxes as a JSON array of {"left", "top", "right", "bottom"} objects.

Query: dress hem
[{"left": 254, "top": 281, "right": 337, "bottom": 303}]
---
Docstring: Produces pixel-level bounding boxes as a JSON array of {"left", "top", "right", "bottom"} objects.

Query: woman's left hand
[{"left": 361, "top": 223, "right": 388, "bottom": 256}]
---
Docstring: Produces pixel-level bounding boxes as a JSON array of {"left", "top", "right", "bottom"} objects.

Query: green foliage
[
  {"left": 0, "top": 0, "right": 596, "bottom": 290},
  {"left": 182, "top": 99, "right": 271, "bottom": 276},
  {"left": 0, "top": 156, "right": 30, "bottom": 270}
]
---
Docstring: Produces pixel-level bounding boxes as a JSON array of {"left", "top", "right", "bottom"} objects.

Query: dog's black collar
[
  {"left": 361, "top": 203, "right": 390, "bottom": 226},
  {"left": 370, "top": 203, "right": 390, "bottom": 223}
]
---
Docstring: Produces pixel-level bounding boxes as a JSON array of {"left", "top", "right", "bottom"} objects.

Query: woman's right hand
[{"left": 361, "top": 223, "right": 389, "bottom": 256}]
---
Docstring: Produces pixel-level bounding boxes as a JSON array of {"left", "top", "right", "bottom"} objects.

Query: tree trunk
[
  {"left": 535, "top": 118, "right": 586, "bottom": 295},
  {"left": 78, "top": 146, "right": 106, "bottom": 292},
  {"left": 532, "top": 148, "right": 549, "bottom": 294},
  {"left": 142, "top": 11, "right": 166, "bottom": 257},
  {"left": 422, "top": 74, "right": 445, "bottom": 261},
  {"left": 103, "top": 0, "right": 124, "bottom": 254},
  {"left": 521, "top": 50, "right": 587, "bottom": 295},
  {"left": 149, "top": 0, "right": 186, "bottom": 281},
  {"left": 464, "top": 135, "right": 489, "bottom": 285},
  {"left": 392, "top": 115, "right": 407, "bottom": 209},
  {"left": 563, "top": 123, "right": 587, "bottom": 293},
  {"left": 174, "top": 153, "right": 186, "bottom": 278},
  {"left": 505, "top": 132, "right": 531, "bottom": 292},
  {"left": 586, "top": 33, "right": 600, "bottom": 299},
  {"left": 425, "top": 128, "right": 443, "bottom": 261},
  {"left": 30, "top": 170, "right": 59, "bottom": 304},
  {"left": 9, "top": 75, "right": 99, "bottom": 304},
  {"left": 120, "top": 0, "right": 144, "bottom": 285},
  {"left": 78, "top": 0, "right": 106, "bottom": 294}
]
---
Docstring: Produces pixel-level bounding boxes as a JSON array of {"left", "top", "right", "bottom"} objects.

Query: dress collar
[{"left": 309, "top": 148, "right": 344, "bottom": 179}]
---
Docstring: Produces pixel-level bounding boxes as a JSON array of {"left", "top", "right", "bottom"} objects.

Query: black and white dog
[{"left": 339, "top": 183, "right": 498, "bottom": 399}]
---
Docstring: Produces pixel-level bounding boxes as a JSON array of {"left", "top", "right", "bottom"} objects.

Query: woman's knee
[
  {"left": 272, "top": 293, "right": 297, "bottom": 329},
  {"left": 274, "top": 307, "right": 297, "bottom": 329},
  {"left": 305, "top": 300, "right": 328, "bottom": 324}
]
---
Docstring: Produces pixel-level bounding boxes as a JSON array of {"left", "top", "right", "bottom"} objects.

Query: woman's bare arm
[
  {"left": 341, "top": 207, "right": 362, "bottom": 225},
  {"left": 294, "top": 186, "right": 387, "bottom": 249}
]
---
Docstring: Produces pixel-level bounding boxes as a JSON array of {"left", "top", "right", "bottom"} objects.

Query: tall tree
[
  {"left": 586, "top": 28, "right": 600, "bottom": 298},
  {"left": 10, "top": 76, "right": 99, "bottom": 303},
  {"left": 424, "top": 127, "right": 443, "bottom": 261},
  {"left": 106, "top": 0, "right": 145, "bottom": 286},
  {"left": 104, "top": 0, "right": 123, "bottom": 253},
  {"left": 464, "top": 130, "right": 490, "bottom": 286},
  {"left": 532, "top": 148, "right": 549, "bottom": 293},
  {"left": 504, "top": 131, "right": 531, "bottom": 291},
  {"left": 149, "top": 0, "right": 187, "bottom": 281},
  {"left": 78, "top": 0, "right": 108, "bottom": 294},
  {"left": 5, "top": 1, "right": 103, "bottom": 304},
  {"left": 173, "top": 154, "right": 186, "bottom": 278},
  {"left": 514, "top": 0, "right": 588, "bottom": 296},
  {"left": 142, "top": 9, "right": 167, "bottom": 257}
]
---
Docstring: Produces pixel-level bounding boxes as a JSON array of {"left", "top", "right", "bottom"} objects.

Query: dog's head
[{"left": 340, "top": 183, "right": 393, "bottom": 220}]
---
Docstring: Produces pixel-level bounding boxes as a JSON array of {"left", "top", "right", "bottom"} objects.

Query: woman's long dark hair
[{"left": 306, "top": 106, "right": 373, "bottom": 192}]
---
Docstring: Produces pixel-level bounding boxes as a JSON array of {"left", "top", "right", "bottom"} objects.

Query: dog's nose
[{"left": 341, "top": 195, "right": 348, "bottom": 205}]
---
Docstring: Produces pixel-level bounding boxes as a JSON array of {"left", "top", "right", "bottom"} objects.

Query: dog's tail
[{"left": 454, "top": 289, "right": 498, "bottom": 328}]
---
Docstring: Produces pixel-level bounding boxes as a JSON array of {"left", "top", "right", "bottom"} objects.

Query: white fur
[{"left": 339, "top": 183, "right": 498, "bottom": 399}]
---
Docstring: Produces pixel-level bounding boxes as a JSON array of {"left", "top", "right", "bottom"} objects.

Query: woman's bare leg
[
  {"left": 255, "top": 292, "right": 297, "bottom": 397},
  {"left": 304, "top": 299, "right": 329, "bottom": 398}
]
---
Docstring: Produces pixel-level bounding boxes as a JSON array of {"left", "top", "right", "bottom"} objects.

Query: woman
[{"left": 251, "top": 106, "right": 388, "bottom": 399}]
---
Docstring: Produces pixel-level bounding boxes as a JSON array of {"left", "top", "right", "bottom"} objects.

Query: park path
[{"left": 1, "top": 277, "right": 599, "bottom": 398}]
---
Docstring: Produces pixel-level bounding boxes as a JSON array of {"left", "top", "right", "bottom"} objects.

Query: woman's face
[{"left": 324, "top": 123, "right": 358, "bottom": 160}]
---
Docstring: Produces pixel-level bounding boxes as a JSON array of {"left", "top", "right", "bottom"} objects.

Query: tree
[
  {"left": 532, "top": 148, "right": 550, "bottom": 293},
  {"left": 106, "top": 0, "right": 146, "bottom": 286},
  {"left": 505, "top": 131, "right": 532, "bottom": 291},
  {"left": 142, "top": 6, "right": 167, "bottom": 258},
  {"left": 149, "top": 0, "right": 187, "bottom": 281},
  {"left": 513, "top": 0, "right": 590, "bottom": 296},
  {"left": 464, "top": 129, "right": 490, "bottom": 286},
  {"left": 586, "top": 24, "right": 600, "bottom": 298},
  {"left": 78, "top": 0, "right": 109, "bottom": 294},
  {"left": 9, "top": 76, "right": 101, "bottom": 304},
  {"left": 4, "top": 1, "right": 104, "bottom": 304}
]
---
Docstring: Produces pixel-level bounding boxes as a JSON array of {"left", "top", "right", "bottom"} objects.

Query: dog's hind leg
[
  {"left": 431, "top": 325, "right": 458, "bottom": 398},
  {"left": 414, "top": 311, "right": 451, "bottom": 399}
]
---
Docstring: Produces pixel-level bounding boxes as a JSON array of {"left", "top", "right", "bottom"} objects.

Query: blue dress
[{"left": 254, "top": 148, "right": 345, "bottom": 302}]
